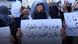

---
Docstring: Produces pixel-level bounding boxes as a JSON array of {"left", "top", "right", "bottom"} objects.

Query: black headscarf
[
  {"left": 32, "top": 3, "right": 47, "bottom": 19},
  {"left": 49, "top": 3, "right": 60, "bottom": 18}
]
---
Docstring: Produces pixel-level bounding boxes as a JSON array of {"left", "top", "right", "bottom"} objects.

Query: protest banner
[
  {"left": 21, "top": 19, "right": 62, "bottom": 44},
  {"left": 64, "top": 11, "right": 78, "bottom": 36}
]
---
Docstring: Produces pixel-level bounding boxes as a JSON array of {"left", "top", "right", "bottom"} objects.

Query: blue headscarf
[{"left": 30, "top": 0, "right": 50, "bottom": 19}]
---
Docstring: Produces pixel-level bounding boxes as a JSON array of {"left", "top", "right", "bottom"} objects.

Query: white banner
[
  {"left": 64, "top": 11, "right": 78, "bottom": 36},
  {"left": 11, "top": 1, "right": 21, "bottom": 17},
  {"left": 0, "top": 26, "right": 10, "bottom": 44},
  {"left": 67, "top": 0, "right": 75, "bottom": 4},
  {"left": 22, "top": 0, "right": 35, "bottom": 8},
  {"left": 53, "top": 0, "right": 60, "bottom": 2},
  {"left": 21, "top": 19, "right": 62, "bottom": 44}
]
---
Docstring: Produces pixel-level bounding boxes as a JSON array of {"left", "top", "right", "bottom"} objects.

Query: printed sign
[
  {"left": 64, "top": 11, "right": 78, "bottom": 36},
  {"left": 21, "top": 19, "right": 62, "bottom": 44}
]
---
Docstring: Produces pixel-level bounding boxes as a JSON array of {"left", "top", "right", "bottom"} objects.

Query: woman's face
[{"left": 36, "top": 5, "right": 44, "bottom": 13}]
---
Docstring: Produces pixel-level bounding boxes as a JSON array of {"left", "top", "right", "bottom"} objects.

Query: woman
[
  {"left": 49, "top": 2, "right": 64, "bottom": 24},
  {"left": 20, "top": 6, "right": 29, "bottom": 20},
  {"left": 30, "top": 0, "right": 50, "bottom": 19},
  {"left": 49, "top": 2, "right": 68, "bottom": 44}
]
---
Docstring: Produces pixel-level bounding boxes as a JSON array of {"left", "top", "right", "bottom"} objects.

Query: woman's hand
[
  {"left": 61, "top": 22, "right": 67, "bottom": 39},
  {"left": 16, "top": 28, "right": 22, "bottom": 40}
]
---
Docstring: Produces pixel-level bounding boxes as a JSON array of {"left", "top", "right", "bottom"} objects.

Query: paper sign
[
  {"left": 67, "top": 0, "right": 75, "bottom": 3},
  {"left": 0, "top": 26, "right": 10, "bottom": 44},
  {"left": 67, "top": 0, "right": 75, "bottom": 6},
  {"left": 60, "top": 0, "right": 64, "bottom": 5},
  {"left": 64, "top": 11, "right": 78, "bottom": 36},
  {"left": 21, "top": 19, "right": 62, "bottom": 44},
  {"left": 22, "top": 0, "right": 35, "bottom": 7},
  {"left": 11, "top": 1, "right": 21, "bottom": 17},
  {"left": 53, "top": 0, "right": 60, "bottom": 2}
]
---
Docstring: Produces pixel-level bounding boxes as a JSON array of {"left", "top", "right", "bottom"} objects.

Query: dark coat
[{"left": 0, "top": 6, "right": 17, "bottom": 39}]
